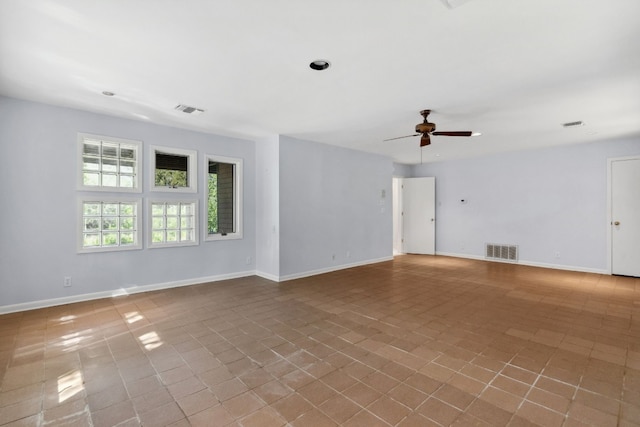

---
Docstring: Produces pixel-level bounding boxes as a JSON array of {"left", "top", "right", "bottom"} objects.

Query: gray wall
[
  {"left": 4, "top": 94, "right": 634, "bottom": 310},
  {"left": 411, "top": 138, "right": 640, "bottom": 272},
  {"left": 278, "top": 136, "right": 393, "bottom": 278},
  {"left": 0, "top": 97, "right": 396, "bottom": 311},
  {"left": 0, "top": 96, "right": 256, "bottom": 309}
]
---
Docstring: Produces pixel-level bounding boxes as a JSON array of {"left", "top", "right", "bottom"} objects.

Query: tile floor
[{"left": 1, "top": 255, "right": 640, "bottom": 426}]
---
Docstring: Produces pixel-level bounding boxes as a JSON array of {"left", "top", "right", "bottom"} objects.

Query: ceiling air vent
[
  {"left": 562, "top": 120, "right": 584, "bottom": 127},
  {"left": 175, "top": 104, "right": 204, "bottom": 115}
]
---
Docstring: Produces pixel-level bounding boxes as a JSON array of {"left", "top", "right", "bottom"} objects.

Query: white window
[
  {"left": 149, "top": 200, "right": 198, "bottom": 248},
  {"left": 79, "top": 199, "right": 142, "bottom": 253},
  {"left": 205, "top": 155, "right": 243, "bottom": 241},
  {"left": 78, "top": 133, "right": 142, "bottom": 192},
  {"left": 150, "top": 146, "right": 197, "bottom": 193}
]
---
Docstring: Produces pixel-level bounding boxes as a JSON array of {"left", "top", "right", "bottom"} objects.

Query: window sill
[{"left": 205, "top": 232, "right": 243, "bottom": 242}]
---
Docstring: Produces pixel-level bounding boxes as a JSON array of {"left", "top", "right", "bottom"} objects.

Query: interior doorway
[
  {"left": 392, "top": 177, "right": 436, "bottom": 255},
  {"left": 609, "top": 156, "right": 640, "bottom": 276}
]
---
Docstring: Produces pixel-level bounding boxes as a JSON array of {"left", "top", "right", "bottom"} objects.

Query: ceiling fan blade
[
  {"left": 383, "top": 133, "right": 420, "bottom": 142},
  {"left": 431, "top": 131, "right": 473, "bottom": 137},
  {"left": 420, "top": 134, "right": 431, "bottom": 147}
]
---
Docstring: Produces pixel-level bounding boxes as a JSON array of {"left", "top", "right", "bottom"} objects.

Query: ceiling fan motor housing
[{"left": 416, "top": 122, "right": 436, "bottom": 133}]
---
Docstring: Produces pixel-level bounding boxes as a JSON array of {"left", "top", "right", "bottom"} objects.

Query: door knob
[{"left": 614, "top": 221, "right": 620, "bottom": 226}]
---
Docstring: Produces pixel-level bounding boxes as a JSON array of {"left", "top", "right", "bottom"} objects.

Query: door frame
[
  {"left": 392, "top": 177, "right": 404, "bottom": 255},
  {"left": 393, "top": 176, "right": 436, "bottom": 256},
  {"left": 606, "top": 155, "right": 640, "bottom": 275}
]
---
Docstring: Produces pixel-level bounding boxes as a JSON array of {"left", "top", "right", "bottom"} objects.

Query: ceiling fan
[{"left": 385, "top": 109, "right": 478, "bottom": 147}]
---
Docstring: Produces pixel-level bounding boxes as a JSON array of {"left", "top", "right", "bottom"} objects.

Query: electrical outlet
[
  {"left": 246, "top": 256, "right": 252, "bottom": 265},
  {"left": 63, "top": 277, "right": 72, "bottom": 287},
  {"left": 555, "top": 251, "right": 560, "bottom": 258},
  {"left": 332, "top": 254, "right": 336, "bottom": 260},
  {"left": 346, "top": 251, "right": 351, "bottom": 258}
]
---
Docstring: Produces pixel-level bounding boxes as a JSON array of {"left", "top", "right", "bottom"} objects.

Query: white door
[
  {"left": 611, "top": 158, "right": 640, "bottom": 276},
  {"left": 392, "top": 177, "right": 403, "bottom": 255},
  {"left": 402, "top": 177, "right": 435, "bottom": 255}
]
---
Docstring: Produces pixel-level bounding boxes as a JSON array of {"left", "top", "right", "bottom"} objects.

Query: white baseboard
[
  {"left": 255, "top": 271, "right": 280, "bottom": 282},
  {"left": 435, "top": 252, "right": 608, "bottom": 275},
  {"left": 275, "top": 256, "right": 394, "bottom": 282},
  {"left": 1, "top": 256, "right": 395, "bottom": 314},
  {"left": 2, "top": 254, "right": 603, "bottom": 315},
  {"left": 0, "top": 270, "right": 255, "bottom": 315}
]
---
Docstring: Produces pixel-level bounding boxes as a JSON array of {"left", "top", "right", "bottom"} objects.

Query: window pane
[
  {"left": 83, "top": 233, "right": 101, "bottom": 247},
  {"left": 149, "top": 201, "right": 197, "bottom": 247},
  {"left": 83, "top": 203, "right": 100, "bottom": 216},
  {"left": 102, "top": 233, "right": 119, "bottom": 246},
  {"left": 119, "top": 175, "right": 134, "bottom": 188},
  {"left": 154, "top": 153, "right": 189, "bottom": 187},
  {"left": 208, "top": 161, "right": 235, "bottom": 235},
  {"left": 121, "top": 217, "right": 134, "bottom": 230},
  {"left": 103, "top": 174, "right": 117, "bottom": 187},
  {"left": 83, "top": 156, "right": 100, "bottom": 171},
  {"left": 102, "top": 158, "right": 117, "bottom": 172},
  {"left": 120, "top": 232, "right": 135, "bottom": 245},
  {"left": 103, "top": 204, "right": 118, "bottom": 215},
  {"left": 152, "top": 231, "right": 165, "bottom": 243},
  {"left": 120, "top": 160, "right": 135, "bottom": 174},
  {"left": 120, "top": 203, "right": 135, "bottom": 215},
  {"left": 80, "top": 136, "right": 139, "bottom": 191},
  {"left": 152, "top": 217, "right": 165, "bottom": 229},
  {"left": 151, "top": 204, "right": 164, "bottom": 216},
  {"left": 102, "top": 143, "right": 118, "bottom": 158},
  {"left": 180, "top": 217, "right": 193, "bottom": 229},
  {"left": 81, "top": 200, "right": 140, "bottom": 251},
  {"left": 83, "top": 172, "right": 100, "bottom": 186},
  {"left": 120, "top": 146, "right": 136, "bottom": 159},
  {"left": 103, "top": 218, "right": 118, "bottom": 230},
  {"left": 166, "top": 217, "right": 178, "bottom": 229},
  {"left": 83, "top": 142, "right": 100, "bottom": 156},
  {"left": 166, "top": 204, "right": 178, "bottom": 215},
  {"left": 84, "top": 218, "right": 100, "bottom": 231},
  {"left": 181, "top": 230, "right": 193, "bottom": 241}
]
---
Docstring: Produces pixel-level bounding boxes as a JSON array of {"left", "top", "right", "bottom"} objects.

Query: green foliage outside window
[
  {"left": 208, "top": 174, "right": 218, "bottom": 233},
  {"left": 155, "top": 169, "right": 188, "bottom": 188}
]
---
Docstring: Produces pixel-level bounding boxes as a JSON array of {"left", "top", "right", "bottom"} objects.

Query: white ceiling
[{"left": 1, "top": 0, "right": 639, "bottom": 164}]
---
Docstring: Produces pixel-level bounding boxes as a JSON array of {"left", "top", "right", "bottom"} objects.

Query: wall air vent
[
  {"left": 562, "top": 120, "right": 584, "bottom": 127},
  {"left": 485, "top": 243, "right": 518, "bottom": 262},
  {"left": 175, "top": 104, "right": 204, "bottom": 115}
]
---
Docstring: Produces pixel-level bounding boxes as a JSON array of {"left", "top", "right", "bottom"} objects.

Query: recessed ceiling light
[
  {"left": 102, "top": 91, "right": 115, "bottom": 96},
  {"left": 471, "top": 132, "right": 482, "bottom": 136},
  {"left": 309, "top": 60, "right": 331, "bottom": 71}
]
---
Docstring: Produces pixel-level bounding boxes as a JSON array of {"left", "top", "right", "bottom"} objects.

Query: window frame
[
  {"left": 204, "top": 154, "right": 243, "bottom": 242},
  {"left": 149, "top": 145, "right": 198, "bottom": 193},
  {"left": 77, "top": 197, "right": 143, "bottom": 253},
  {"left": 77, "top": 133, "right": 142, "bottom": 193},
  {"left": 147, "top": 199, "right": 199, "bottom": 249}
]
